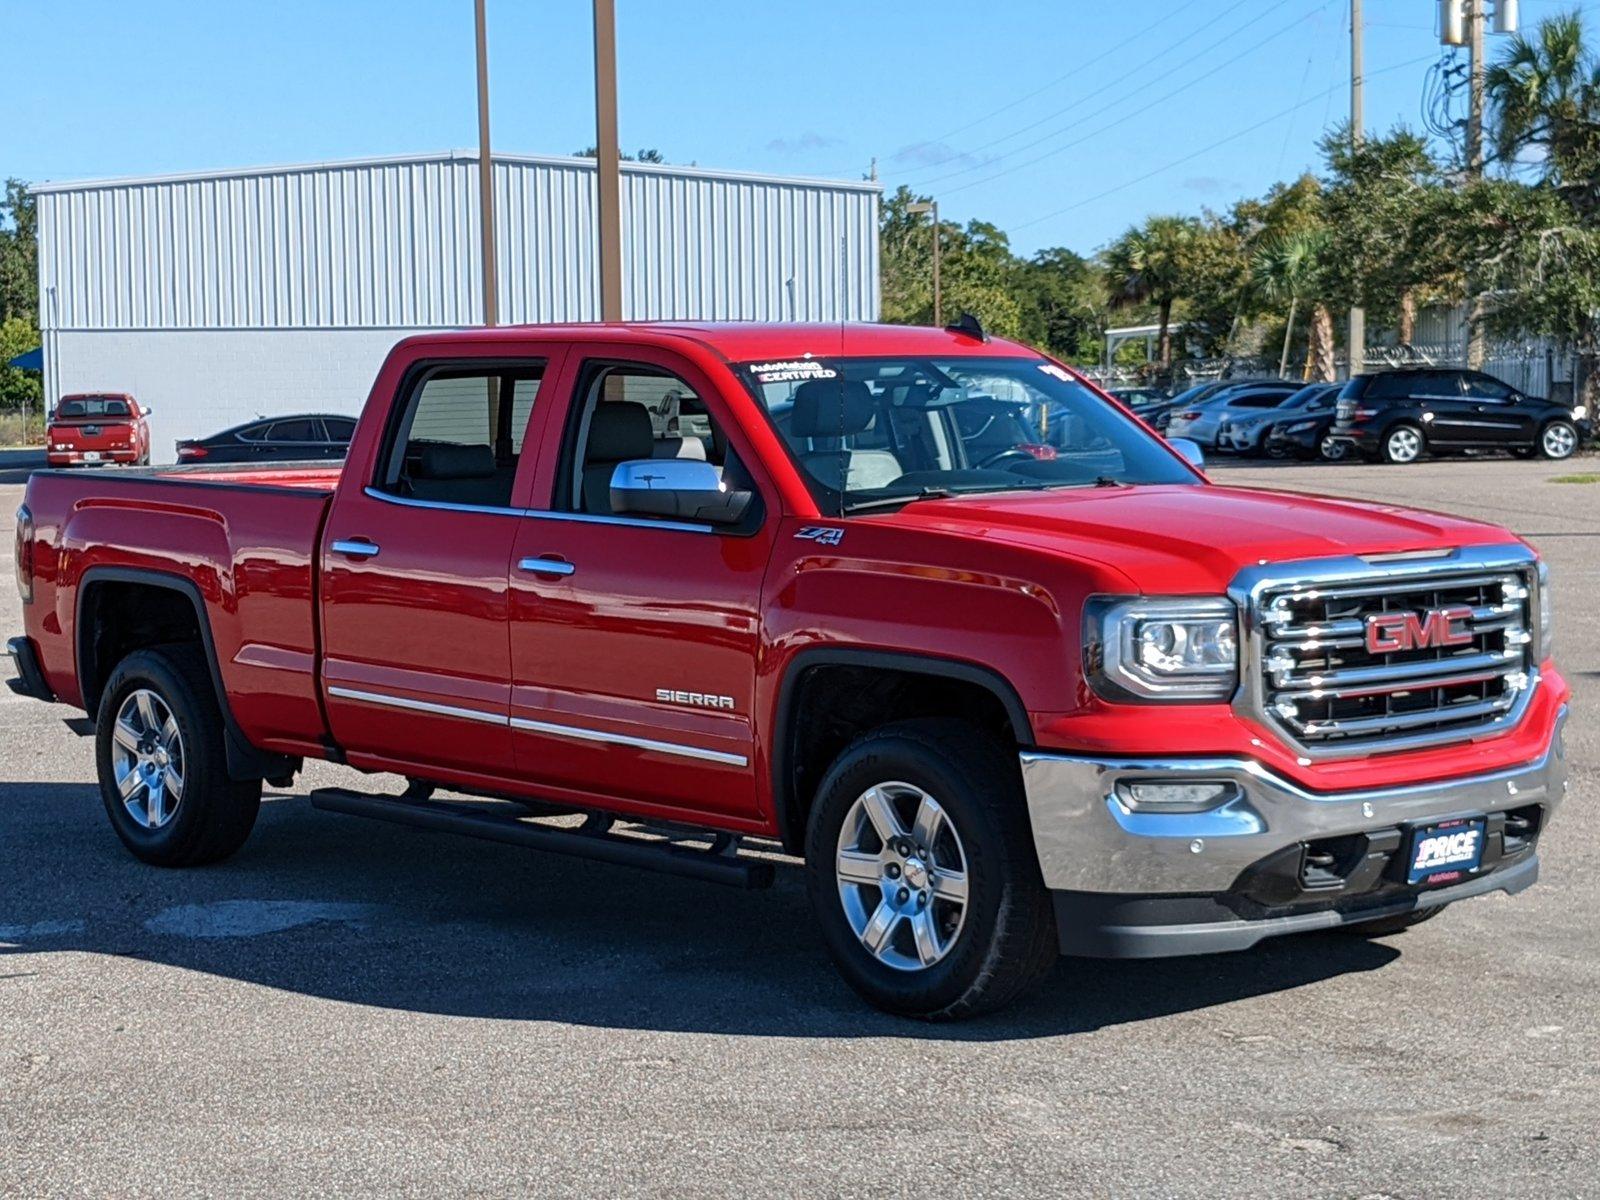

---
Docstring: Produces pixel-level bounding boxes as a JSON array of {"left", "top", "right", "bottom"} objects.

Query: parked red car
[
  {"left": 7, "top": 323, "right": 1569, "bottom": 1018},
  {"left": 45, "top": 393, "right": 151, "bottom": 467}
]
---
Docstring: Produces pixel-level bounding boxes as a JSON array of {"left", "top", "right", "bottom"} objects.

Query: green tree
[
  {"left": 0, "top": 179, "right": 38, "bottom": 325},
  {"left": 1482, "top": 12, "right": 1600, "bottom": 403},
  {"left": 1252, "top": 229, "right": 1334, "bottom": 379},
  {"left": 1102, "top": 215, "right": 1201, "bottom": 367}
]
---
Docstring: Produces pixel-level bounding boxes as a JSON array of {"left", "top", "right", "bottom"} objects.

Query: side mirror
[
  {"left": 141, "top": 406, "right": 153, "bottom": 417},
  {"left": 609, "top": 459, "right": 752, "bottom": 526},
  {"left": 1169, "top": 437, "right": 1205, "bottom": 470}
]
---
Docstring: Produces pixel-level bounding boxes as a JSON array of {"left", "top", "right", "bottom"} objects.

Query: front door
[
  {"left": 506, "top": 350, "right": 775, "bottom": 824},
  {"left": 1460, "top": 372, "right": 1536, "bottom": 447},
  {"left": 320, "top": 351, "right": 562, "bottom": 780}
]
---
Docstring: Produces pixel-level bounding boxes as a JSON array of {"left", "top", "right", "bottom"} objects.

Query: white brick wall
[{"left": 51, "top": 329, "right": 461, "bottom": 464}]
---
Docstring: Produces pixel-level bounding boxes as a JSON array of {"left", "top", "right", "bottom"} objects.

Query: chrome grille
[{"left": 1256, "top": 564, "right": 1535, "bottom": 752}]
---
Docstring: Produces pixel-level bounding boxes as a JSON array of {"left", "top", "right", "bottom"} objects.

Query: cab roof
[{"left": 402, "top": 321, "right": 1039, "bottom": 362}]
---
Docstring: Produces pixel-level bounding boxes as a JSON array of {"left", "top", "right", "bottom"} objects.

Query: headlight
[
  {"left": 1572, "top": 404, "right": 1588, "bottom": 420},
  {"left": 1285, "top": 420, "right": 1316, "bottom": 433},
  {"left": 1084, "top": 596, "right": 1239, "bottom": 702},
  {"left": 1537, "top": 560, "right": 1554, "bottom": 658}
]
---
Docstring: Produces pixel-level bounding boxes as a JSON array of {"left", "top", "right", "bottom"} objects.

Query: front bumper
[{"left": 1021, "top": 705, "right": 1568, "bottom": 957}]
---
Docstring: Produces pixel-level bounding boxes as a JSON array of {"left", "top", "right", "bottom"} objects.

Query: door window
[
  {"left": 375, "top": 362, "right": 547, "bottom": 508},
  {"left": 559, "top": 362, "right": 752, "bottom": 519},
  {"left": 323, "top": 418, "right": 357, "bottom": 443},
  {"left": 1462, "top": 374, "right": 1515, "bottom": 402}
]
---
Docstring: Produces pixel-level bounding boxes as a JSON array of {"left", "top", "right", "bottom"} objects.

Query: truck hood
[{"left": 871, "top": 483, "right": 1521, "bottom": 591}]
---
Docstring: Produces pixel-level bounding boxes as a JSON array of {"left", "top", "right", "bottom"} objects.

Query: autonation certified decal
[{"left": 751, "top": 359, "right": 838, "bottom": 384}]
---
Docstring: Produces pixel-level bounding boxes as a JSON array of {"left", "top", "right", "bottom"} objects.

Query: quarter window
[{"left": 375, "top": 362, "right": 547, "bottom": 508}]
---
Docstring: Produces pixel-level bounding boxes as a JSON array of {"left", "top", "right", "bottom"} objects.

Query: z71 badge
[{"left": 796, "top": 526, "right": 844, "bottom": 546}]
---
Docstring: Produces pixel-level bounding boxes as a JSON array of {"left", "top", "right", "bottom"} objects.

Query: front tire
[
  {"left": 1319, "top": 436, "right": 1350, "bottom": 462},
  {"left": 1537, "top": 419, "right": 1578, "bottom": 460},
  {"left": 95, "top": 646, "right": 261, "bottom": 866},
  {"left": 1382, "top": 423, "right": 1425, "bottom": 464},
  {"left": 804, "top": 719, "right": 1056, "bottom": 1020}
]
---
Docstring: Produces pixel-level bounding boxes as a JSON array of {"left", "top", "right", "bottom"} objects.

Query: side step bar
[{"left": 309, "top": 787, "right": 775, "bottom": 890}]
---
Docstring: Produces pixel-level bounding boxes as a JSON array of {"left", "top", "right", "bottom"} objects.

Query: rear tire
[
  {"left": 1381, "top": 423, "right": 1425, "bottom": 464},
  {"left": 95, "top": 645, "right": 261, "bottom": 866},
  {"left": 1340, "top": 906, "right": 1443, "bottom": 938},
  {"left": 804, "top": 719, "right": 1057, "bottom": 1020}
]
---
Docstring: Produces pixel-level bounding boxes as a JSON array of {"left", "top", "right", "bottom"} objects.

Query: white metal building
[{"left": 34, "top": 151, "right": 881, "bottom": 462}]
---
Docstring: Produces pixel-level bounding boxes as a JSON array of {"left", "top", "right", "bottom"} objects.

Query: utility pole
[
  {"left": 1466, "top": 0, "right": 1488, "bottom": 367},
  {"left": 593, "top": 0, "right": 624, "bottom": 322},
  {"left": 474, "top": 0, "right": 498, "bottom": 326},
  {"left": 1347, "top": 0, "right": 1365, "bottom": 380},
  {"left": 906, "top": 201, "right": 942, "bottom": 325}
]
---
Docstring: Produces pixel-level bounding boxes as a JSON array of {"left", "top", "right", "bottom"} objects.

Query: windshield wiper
[{"left": 842, "top": 487, "right": 957, "bottom": 514}]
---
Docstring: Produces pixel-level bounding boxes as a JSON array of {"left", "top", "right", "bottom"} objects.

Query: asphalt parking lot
[{"left": 2, "top": 453, "right": 1595, "bottom": 1198}]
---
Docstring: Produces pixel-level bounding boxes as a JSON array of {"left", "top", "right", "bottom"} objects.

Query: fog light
[{"left": 1117, "top": 780, "right": 1241, "bottom": 813}]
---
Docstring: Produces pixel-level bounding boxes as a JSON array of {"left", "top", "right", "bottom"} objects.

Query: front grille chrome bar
[{"left": 1230, "top": 545, "right": 1542, "bottom": 759}]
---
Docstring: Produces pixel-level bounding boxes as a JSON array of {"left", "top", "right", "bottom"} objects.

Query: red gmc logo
[{"left": 1365, "top": 606, "right": 1475, "bottom": 654}]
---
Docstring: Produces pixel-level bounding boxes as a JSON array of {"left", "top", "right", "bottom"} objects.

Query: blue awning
[{"left": 6, "top": 347, "right": 43, "bottom": 371}]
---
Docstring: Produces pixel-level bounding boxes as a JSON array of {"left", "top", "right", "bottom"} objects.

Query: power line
[
  {"left": 931, "top": 4, "right": 1337, "bottom": 197},
  {"left": 895, "top": 0, "right": 1258, "bottom": 180},
  {"left": 1009, "top": 53, "right": 1439, "bottom": 235},
  {"left": 909, "top": 0, "right": 1214, "bottom": 153}
]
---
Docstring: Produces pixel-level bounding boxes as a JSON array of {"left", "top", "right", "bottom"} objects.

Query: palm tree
[
  {"left": 1486, "top": 12, "right": 1600, "bottom": 190},
  {"left": 1102, "top": 216, "right": 1199, "bottom": 367},
  {"left": 1252, "top": 230, "right": 1336, "bottom": 381}
]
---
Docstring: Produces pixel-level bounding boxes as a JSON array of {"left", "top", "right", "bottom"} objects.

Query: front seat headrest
[
  {"left": 414, "top": 441, "right": 495, "bottom": 479},
  {"left": 791, "top": 379, "right": 876, "bottom": 437},
  {"left": 587, "top": 402, "right": 655, "bottom": 462}
]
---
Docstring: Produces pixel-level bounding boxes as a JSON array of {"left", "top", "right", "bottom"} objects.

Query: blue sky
[{"left": 5, "top": 0, "right": 1596, "bottom": 256}]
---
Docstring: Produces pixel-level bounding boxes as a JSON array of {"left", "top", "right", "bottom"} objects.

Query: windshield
[
  {"left": 738, "top": 356, "right": 1197, "bottom": 513},
  {"left": 56, "top": 396, "right": 130, "bottom": 419}
]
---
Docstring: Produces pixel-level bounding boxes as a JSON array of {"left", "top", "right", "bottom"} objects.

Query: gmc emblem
[{"left": 1365, "top": 606, "right": 1475, "bottom": 654}]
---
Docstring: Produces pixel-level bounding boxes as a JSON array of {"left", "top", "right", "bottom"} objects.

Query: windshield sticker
[
  {"left": 751, "top": 360, "right": 838, "bottom": 384},
  {"left": 1037, "top": 363, "right": 1074, "bottom": 383}
]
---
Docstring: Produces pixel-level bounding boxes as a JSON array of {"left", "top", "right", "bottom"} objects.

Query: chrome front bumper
[{"left": 1020, "top": 707, "right": 1567, "bottom": 956}]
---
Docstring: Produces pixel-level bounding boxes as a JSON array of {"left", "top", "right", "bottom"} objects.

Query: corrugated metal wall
[{"left": 34, "top": 151, "right": 880, "bottom": 332}]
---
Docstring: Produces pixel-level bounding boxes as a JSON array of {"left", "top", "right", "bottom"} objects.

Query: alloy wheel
[
  {"left": 1387, "top": 428, "right": 1421, "bottom": 463},
  {"left": 1543, "top": 423, "right": 1576, "bottom": 459},
  {"left": 110, "top": 688, "right": 185, "bottom": 829},
  {"left": 835, "top": 782, "right": 969, "bottom": 971}
]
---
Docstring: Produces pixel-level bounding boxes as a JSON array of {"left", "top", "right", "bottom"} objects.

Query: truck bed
[{"left": 20, "top": 460, "right": 340, "bottom": 760}]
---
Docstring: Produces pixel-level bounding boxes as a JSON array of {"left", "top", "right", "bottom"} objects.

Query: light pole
[
  {"left": 1348, "top": 0, "right": 1364, "bottom": 379},
  {"left": 906, "top": 200, "right": 942, "bottom": 326},
  {"left": 593, "top": 0, "right": 624, "bottom": 322},
  {"left": 474, "top": 0, "right": 498, "bottom": 327}
]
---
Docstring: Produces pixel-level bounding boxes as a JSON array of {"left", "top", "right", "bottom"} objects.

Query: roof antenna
[{"left": 947, "top": 311, "right": 988, "bottom": 342}]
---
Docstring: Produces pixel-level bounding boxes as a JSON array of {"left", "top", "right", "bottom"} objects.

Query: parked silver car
[
  {"left": 1219, "top": 383, "right": 1342, "bottom": 456},
  {"left": 1163, "top": 381, "right": 1302, "bottom": 448}
]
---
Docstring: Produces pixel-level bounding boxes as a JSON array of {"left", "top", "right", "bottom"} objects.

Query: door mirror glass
[
  {"left": 609, "top": 459, "right": 752, "bottom": 525},
  {"left": 1168, "top": 437, "right": 1205, "bottom": 469},
  {"left": 140, "top": 405, "right": 153, "bottom": 417}
]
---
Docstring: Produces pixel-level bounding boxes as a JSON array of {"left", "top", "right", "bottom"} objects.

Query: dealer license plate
[
  {"left": 1407, "top": 817, "right": 1486, "bottom": 885},
  {"left": 81, "top": 451, "right": 101, "bottom": 462}
]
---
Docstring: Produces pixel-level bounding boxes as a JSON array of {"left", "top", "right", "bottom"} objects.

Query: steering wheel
[{"left": 977, "top": 448, "right": 1039, "bottom": 469}]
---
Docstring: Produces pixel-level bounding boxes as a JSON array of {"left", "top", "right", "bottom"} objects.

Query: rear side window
[
  {"left": 265, "top": 418, "right": 321, "bottom": 442},
  {"left": 1230, "top": 391, "right": 1290, "bottom": 409},
  {"left": 375, "top": 362, "right": 547, "bottom": 509}
]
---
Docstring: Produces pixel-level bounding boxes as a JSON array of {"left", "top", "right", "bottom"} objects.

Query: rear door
[
  {"left": 1406, "top": 371, "right": 1474, "bottom": 444},
  {"left": 505, "top": 347, "right": 776, "bottom": 823},
  {"left": 319, "top": 348, "right": 566, "bottom": 780}
]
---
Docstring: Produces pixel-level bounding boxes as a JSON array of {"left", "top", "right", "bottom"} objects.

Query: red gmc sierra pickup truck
[{"left": 8, "top": 322, "right": 1570, "bottom": 1018}]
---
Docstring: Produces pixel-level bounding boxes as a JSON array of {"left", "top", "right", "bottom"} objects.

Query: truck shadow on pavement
[{"left": 0, "top": 784, "right": 1400, "bottom": 1039}]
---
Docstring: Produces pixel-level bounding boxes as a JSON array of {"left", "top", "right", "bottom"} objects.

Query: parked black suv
[{"left": 1326, "top": 369, "right": 1590, "bottom": 464}]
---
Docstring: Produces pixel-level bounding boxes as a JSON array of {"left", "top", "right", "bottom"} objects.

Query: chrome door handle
[
  {"left": 518, "top": 557, "right": 576, "bottom": 577},
  {"left": 332, "top": 539, "right": 381, "bottom": 558}
]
